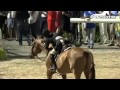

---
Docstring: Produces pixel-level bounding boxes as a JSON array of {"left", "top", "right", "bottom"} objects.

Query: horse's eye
[{"left": 41, "top": 40, "right": 45, "bottom": 44}]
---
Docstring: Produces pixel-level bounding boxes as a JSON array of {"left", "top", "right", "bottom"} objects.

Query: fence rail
[{"left": 70, "top": 18, "right": 120, "bottom": 23}]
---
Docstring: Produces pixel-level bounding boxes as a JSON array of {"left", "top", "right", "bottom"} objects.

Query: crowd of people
[{"left": 0, "top": 11, "right": 120, "bottom": 49}]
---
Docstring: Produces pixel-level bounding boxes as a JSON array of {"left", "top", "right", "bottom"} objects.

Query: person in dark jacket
[
  {"left": 15, "top": 11, "right": 31, "bottom": 46},
  {"left": 62, "top": 11, "right": 70, "bottom": 33},
  {"left": 0, "top": 11, "right": 8, "bottom": 38},
  {"left": 69, "top": 11, "right": 82, "bottom": 42}
]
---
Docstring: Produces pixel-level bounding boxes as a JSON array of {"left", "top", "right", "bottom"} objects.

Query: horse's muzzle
[{"left": 29, "top": 54, "right": 35, "bottom": 59}]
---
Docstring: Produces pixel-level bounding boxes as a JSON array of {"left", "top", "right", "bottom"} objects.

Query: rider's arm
[
  {"left": 48, "top": 33, "right": 58, "bottom": 41},
  {"left": 45, "top": 39, "right": 50, "bottom": 49}
]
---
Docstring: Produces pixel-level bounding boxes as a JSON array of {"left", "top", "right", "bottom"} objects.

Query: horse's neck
[{"left": 40, "top": 43, "right": 49, "bottom": 56}]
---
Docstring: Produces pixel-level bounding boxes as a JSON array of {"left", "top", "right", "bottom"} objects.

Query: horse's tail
[
  {"left": 89, "top": 52, "right": 95, "bottom": 79},
  {"left": 84, "top": 50, "right": 95, "bottom": 79},
  {"left": 91, "top": 62, "right": 95, "bottom": 79}
]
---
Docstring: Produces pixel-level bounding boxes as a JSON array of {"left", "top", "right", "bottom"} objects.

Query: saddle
[
  {"left": 55, "top": 44, "right": 72, "bottom": 61},
  {"left": 62, "top": 44, "right": 72, "bottom": 52}
]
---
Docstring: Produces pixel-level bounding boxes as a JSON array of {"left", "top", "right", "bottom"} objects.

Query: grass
[{"left": 0, "top": 47, "right": 7, "bottom": 60}]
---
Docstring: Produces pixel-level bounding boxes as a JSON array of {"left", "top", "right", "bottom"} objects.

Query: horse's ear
[{"left": 32, "top": 37, "right": 36, "bottom": 42}]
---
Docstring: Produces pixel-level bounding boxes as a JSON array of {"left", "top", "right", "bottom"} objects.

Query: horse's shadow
[
  {"left": 0, "top": 49, "right": 31, "bottom": 61},
  {"left": 1, "top": 48, "right": 46, "bottom": 61}
]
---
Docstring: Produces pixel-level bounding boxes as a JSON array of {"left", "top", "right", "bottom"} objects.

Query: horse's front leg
[
  {"left": 47, "top": 70, "right": 54, "bottom": 79},
  {"left": 61, "top": 74, "right": 67, "bottom": 79}
]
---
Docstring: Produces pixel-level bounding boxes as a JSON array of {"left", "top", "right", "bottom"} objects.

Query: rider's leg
[
  {"left": 49, "top": 41, "right": 62, "bottom": 71},
  {"left": 49, "top": 48, "right": 57, "bottom": 71}
]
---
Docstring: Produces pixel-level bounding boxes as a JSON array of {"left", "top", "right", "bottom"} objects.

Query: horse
[
  {"left": 30, "top": 37, "right": 53, "bottom": 59},
  {"left": 30, "top": 38, "right": 95, "bottom": 79}
]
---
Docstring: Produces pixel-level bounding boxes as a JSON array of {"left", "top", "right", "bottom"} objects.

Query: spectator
[
  {"left": 28, "top": 11, "right": 39, "bottom": 41},
  {"left": 61, "top": 11, "right": 71, "bottom": 39},
  {"left": 99, "top": 11, "right": 110, "bottom": 44},
  {"left": 115, "top": 12, "right": 120, "bottom": 47},
  {"left": 0, "top": 11, "right": 7, "bottom": 38},
  {"left": 55, "top": 11, "right": 62, "bottom": 33},
  {"left": 11, "top": 11, "right": 18, "bottom": 41},
  {"left": 39, "top": 11, "right": 47, "bottom": 36},
  {"left": 84, "top": 11, "right": 96, "bottom": 49},
  {"left": 108, "top": 11, "right": 118, "bottom": 46},
  {"left": 15, "top": 11, "right": 31, "bottom": 46},
  {"left": 82, "top": 22, "right": 88, "bottom": 44},
  {"left": 69, "top": 11, "right": 81, "bottom": 42},
  {"left": 47, "top": 11, "right": 56, "bottom": 33},
  {"left": 80, "top": 11, "right": 88, "bottom": 44},
  {"left": 7, "top": 11, "right": 17, "bottom": 40}
]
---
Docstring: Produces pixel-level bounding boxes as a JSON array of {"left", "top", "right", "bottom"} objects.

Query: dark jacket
[
  {"left": 69, "top": 11, "right": 84, "bottom": 18},
  {"left": 69, "top": 11, "right": 81, "bottom": 18},
  {"left": 45, "top": 32, "right": 60, "bottom": 49},
  {"left": 15, "top": 11, "right": 30, "bottom": 21},
  {"left": 45, "top": 33, "right": 71, "bottom": 50}
]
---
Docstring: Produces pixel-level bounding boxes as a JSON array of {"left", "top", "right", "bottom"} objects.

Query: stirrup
[{"left": 49, "top": 66, "right": 56, "bottom": 72}]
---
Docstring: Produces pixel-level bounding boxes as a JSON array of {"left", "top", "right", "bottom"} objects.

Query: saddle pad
[
  {"left": 55, "top": 47, "right": 72, "bottom": 61},
  {"left": 63, "top": 47, "right": 72, "bottom": 51}
]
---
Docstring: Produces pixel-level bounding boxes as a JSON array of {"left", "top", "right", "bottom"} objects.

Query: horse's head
[
  {"left": 30, "top": 37, "right": 45, "bottom": 59},
  {"left": 30, "top": 37, "right": 54, "bottom": 59}
]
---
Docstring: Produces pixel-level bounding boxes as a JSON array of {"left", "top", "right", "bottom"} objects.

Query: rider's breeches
[{"left": 49, "top": 40, "right": 62, "bottom": 55}]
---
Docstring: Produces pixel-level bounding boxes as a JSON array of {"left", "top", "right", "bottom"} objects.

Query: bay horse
[
  {"left": 30, "top": 37, "right": 53, "bottom": 59},
  {"left": 30, "top": 38, "right": 95, "bottom": 79}
]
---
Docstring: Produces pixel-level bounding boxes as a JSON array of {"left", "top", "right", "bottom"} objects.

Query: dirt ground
[{"left": 0, "top": 50, "right": 120, "bottom": 79}]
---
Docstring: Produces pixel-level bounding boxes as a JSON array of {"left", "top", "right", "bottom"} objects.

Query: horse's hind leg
[
  {"left": 84, "top": 66, "right": 95, "bottom": 79},
  {"left": 84, "top": 70, "right": 90, "bottom": 79},
  {"left": 74, "top": 72, "right": 82, "bottom": 79},
  {"left": 89, "top": 65, "right": 95, "bottom": 79},
  {"left": 61, "top": 74, "right": 67, "bottom": 79}
]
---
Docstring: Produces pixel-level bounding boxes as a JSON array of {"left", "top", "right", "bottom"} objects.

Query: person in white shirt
[
  {"left": 98, "top": 11, "right": 110, "bottom": 44},
  {"left": 28, "top": 11, "right": 39, "bottom": 41},
  {"left": 40, "top": 11, "right": 47, "bottom": 36},
  {"left": 11, "top": 11, "right": 18, "bottom": 41},
  {"left": 7, "top": 11, "right": 14, "bottom": 40},
  {"left": 7, "top": 11, "right": 17, "bottom": 40},
  {"left": 82, "top": 22, "right": 87, "bottom": 44},
  {"left": 108, "top": 11, "right": 118, "bottom": 46}
]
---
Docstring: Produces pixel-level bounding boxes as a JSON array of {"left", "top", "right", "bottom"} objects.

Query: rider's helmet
[{"left": 42, "top": 29, "right": 52, "bottom": 38}]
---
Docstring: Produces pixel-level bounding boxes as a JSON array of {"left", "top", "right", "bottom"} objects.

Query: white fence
[
  {"left": 70, "top": 18, "right": 120, "bottom": 33},
  {"left": 70, "top": 18, "right": 120, "bottom": 23}
]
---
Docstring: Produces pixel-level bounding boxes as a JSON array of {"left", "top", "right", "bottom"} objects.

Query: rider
[{"left": 42, "top": 28, "right": 71, "bottom": 71}]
